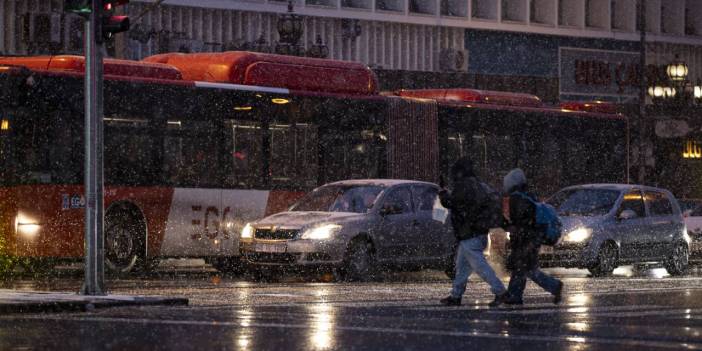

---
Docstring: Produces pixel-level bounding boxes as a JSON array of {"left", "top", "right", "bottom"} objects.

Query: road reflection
[{"left": 308, "top": 303, "right": 335, "bottom": 350}]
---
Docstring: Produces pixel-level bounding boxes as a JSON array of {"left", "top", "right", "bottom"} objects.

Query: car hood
[
  {"left": 253, "top": 211, "right": 365, "bottom": 229},
  {"left": 559, "top": 215, "right": 606, "bottom": 233}
]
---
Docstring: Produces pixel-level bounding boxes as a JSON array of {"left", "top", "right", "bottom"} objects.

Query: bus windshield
[{"left": 290, "top": 185, "right": 383, "bottom": 213}]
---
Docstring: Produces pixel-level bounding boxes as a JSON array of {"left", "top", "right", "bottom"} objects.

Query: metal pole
[
  {"left": 638, "top": 0, "right": 647, "bottom": 184},
  {"left": 81, "top": 0, "right": 106, "bottom": 296}
]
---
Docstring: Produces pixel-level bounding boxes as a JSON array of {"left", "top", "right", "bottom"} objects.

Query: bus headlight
[
  {"left": 300, "top": 224, "right": 341, "bottom": 240},
  {"left": 563, "top": 228, "right": 592, "bottom": 243},
  {"left": 241, "top": 223, "right": 254, "bottom": 239}
]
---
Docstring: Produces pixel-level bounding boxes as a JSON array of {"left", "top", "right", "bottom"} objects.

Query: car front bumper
[
  {"left": 538, "top": 243, "right": 595, "bottom": 269},
  {"left": 240, "top": 239, "right": 346, "bottom": 267}
]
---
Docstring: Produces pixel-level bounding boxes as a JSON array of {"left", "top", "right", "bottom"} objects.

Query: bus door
[
  {"left": 159, "top": 118, "right": 229, "bottom": 257},
  {"left": 220, "top": 116, "right": 270, "bottom": 253}
]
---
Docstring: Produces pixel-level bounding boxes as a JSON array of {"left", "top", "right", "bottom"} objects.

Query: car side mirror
[
  {"left": 618, "top": 209, "right": 637, "bottom": 221},
  {"left": 683, "top": 209, "right": 693, "bottom": 218},
  {"left": 380, "top": 204, "right": 403, "bottom": 216}
]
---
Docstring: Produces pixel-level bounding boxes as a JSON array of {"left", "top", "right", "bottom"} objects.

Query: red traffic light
[{"left": 101, "top": 0, "right": 130, "bottom": 40}]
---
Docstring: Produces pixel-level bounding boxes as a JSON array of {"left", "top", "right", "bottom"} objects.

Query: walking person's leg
[
  {"left": 463, "top": 235, "right": 506, "bottom": 297},
  {"left": 505, "top": 270, "right": 527, "bottom": 304},
  {"left": 526, "top": 268, "right": 563, "bottom": 304},
  {"left": 441, "top": 240, "right": 474, "bottom": 305}
]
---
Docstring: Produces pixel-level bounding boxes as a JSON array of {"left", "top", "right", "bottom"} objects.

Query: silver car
[
  {"left": 539, "top": 184, "right": 690, "bottom": 276},
  {"left": 239, "top": 179, "right": 455, "bottom": 280}
]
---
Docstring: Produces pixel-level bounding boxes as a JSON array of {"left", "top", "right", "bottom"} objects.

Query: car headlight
[
  {"left": 241, "top": 223, "right": 254, "bottom": 239},
  {"left": 563, "top": 228, "right": 592, "bottom": 243},
  {"left": 300, "top": 224, "right": 342, "bottom": 240}
]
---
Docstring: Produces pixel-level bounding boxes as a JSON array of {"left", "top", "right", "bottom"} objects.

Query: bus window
[
  {"left": 9, "top": 108, "right": 82, "bottom": 185},
  {"left": 269, "top": 122, "right": 318, "bottom": 188},
  {"left": 446, "top": 132, "right": 470, "bottom": 159},
  {"left": 49, "top": 113, "right": 82, "bottom": 184},
  {"left": 321, "top": 127, "right": 386, "bottom": 183},
  {"left": 104, "top": 116, "right": 158, "bottom": 185},
  {"left": 260, "top": 99, "right": 320, "bottom": 189},
  {"left": 163, "top": 119, "right": 220, "bottom": 187},
  {"left": 225, "top": 120, "right": 263, "bottom": 188},
  {"left": 0, "top": 113, "right": 9, "bottom": 185},
  {"left": 482, "top": 134, "right": 517, "bottom": 185}
]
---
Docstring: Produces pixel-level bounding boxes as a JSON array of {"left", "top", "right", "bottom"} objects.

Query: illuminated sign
[
  {"left": 559, "top": 47, "right": 662, "bottom": 98},
  {"left": 683, "top": 140, "right": 702, "bottom": 159}
]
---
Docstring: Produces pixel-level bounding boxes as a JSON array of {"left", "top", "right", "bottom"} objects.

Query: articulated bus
[{"left": 0, "top": 51, "right": 627, "bottom": 273}]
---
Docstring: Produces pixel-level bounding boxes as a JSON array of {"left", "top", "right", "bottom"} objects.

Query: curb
[{"left": 0, "top": 292, "right": 188, "bottom": 314}]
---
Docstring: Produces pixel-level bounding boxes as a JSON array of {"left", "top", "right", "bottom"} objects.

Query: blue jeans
[
  {"left": 450, "top": 235, "right": 506, "bottom": 299},
  {"left": 506, "top": 268, "right": 561, "bottom": 300}
]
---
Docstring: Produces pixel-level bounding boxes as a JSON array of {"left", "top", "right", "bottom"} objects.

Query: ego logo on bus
[{"left": 190, "top": 205, "right": 235, "bottom": 241}]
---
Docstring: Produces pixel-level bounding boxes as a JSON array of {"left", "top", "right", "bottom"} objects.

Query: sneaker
[
  {"left": 488, "top": 292, "right": 508, "bottom": 308},
  {"left": 440, "top": 296, "right": 461, "bottom": 306},
  {"left": 553, "top": 281, "right": 564, "bottom": 304}
]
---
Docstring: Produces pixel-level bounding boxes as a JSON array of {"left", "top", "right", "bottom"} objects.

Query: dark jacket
[
  {"left": 439, "top": 158, "right": 490, "bottom": 240},
  {"left": 506, "top": 190, "right": 542, "bottom": 272}
]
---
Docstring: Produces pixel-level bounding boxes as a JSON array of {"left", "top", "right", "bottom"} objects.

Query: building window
[
  {"left": 530, "top": 0, "right": 556, "bottom": 25},
  {"left": 376, "top": 0, "right": 403, "bottom": 12},
  {"left": 472, "top": 0, "right": 497, "bottom": 20}
]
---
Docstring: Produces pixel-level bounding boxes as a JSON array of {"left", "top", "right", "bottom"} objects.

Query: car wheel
[
  {"left": 588, "top": 243, "right": 617, "bottom": 277},
  {"left": 666, "top": 242, "right": 689, "bottom": 276},
  {"left": 105, "top": 206, "right": 145, "bottom": 274},
  {"left": 342, "top": 240, "right": 375, "bottom": 281}
]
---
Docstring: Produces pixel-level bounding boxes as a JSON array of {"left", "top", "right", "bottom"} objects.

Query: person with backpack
[
  {"left": 502, "top": 168, "right": 563, "bottom": 305},
  {"left": 439, "top": 157, "right": 508, "bottom": 307}
]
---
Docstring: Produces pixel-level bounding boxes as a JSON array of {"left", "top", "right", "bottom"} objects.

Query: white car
[{"left": 239, "top": 179, "right": 455, "bottom": 280}]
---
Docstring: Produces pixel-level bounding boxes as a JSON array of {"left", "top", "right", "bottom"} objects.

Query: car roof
[
  {"left": 324, "top": 179, "right": 438, "bottom": 188},
  {"left": 559, "top": 183, "right": 675, "bottom": 194}
]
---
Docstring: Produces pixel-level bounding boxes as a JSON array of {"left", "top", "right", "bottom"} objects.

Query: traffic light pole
[{"left": 81, "top": 0, "right": 106, "bottom": 296}]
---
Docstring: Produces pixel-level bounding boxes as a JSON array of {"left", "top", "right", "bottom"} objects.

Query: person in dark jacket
[
  {"left": 439, "top": 157, "right": 507, "bottom": 307},
  {"left": 503, "top": 168, "right": 563, "bottom": 305}
]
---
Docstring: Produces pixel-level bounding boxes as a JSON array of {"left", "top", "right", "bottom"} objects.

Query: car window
[
  {"left": 382, "top": 187, "right": 413, "bottom": 214},
  {"left": 646, "top": 191, "right": 673, "bottom": 216},
  {"left": 618, "top": 191, "right": 646, "bottom": 218},
  {"left": 413, "top": 186, "right": 438, "bottom": 212}
]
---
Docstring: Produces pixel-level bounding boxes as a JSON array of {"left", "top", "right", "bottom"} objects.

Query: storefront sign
[
  {"left": 683, "top": 140, "right": 702, "bottom": 159},
  {"left": 560, "top": 47, "right": 641, "bottom": 98}
]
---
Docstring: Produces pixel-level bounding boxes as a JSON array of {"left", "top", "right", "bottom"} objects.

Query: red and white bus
[{"left": 0, "top": 51, "right": 628, "bottom": 273}]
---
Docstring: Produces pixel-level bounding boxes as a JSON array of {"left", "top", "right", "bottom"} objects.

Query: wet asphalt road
[{"left": 2, "top": 263, "right": 702, "bottom": 350}]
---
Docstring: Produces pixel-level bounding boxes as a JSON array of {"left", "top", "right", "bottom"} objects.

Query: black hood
[{"left": 451, "top": 157, "right": 475, "bottom": 180}]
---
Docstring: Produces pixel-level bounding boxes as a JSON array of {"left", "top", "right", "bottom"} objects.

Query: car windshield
[
  {"left": 290, "top": 185, "right": 384, "bottom": 213},
  {"left": 547, "top": 188, "right": 620, "bottom": 216}
]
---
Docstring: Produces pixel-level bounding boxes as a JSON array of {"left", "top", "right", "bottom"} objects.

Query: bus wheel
[{"left": 105, "top": 205, "right": 145, "bottom": 274}]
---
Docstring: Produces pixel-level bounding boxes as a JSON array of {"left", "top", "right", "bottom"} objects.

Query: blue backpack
[{"left": 515, "top": 192, "right": 563, "bottom": 246}]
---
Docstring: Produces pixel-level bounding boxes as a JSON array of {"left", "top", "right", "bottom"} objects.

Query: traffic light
[
  {"left": 101, "top": 0, "right": 130, "bottom": 40},
  {"left": 64, "top": 0, "right": 91, "bottom": 14}
]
